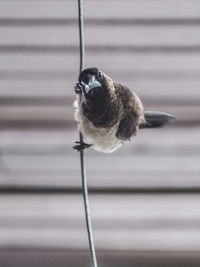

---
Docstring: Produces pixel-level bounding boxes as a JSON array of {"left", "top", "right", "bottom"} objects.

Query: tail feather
[{"left": 140, "top": 111, "right": 175, "bottom": 129}]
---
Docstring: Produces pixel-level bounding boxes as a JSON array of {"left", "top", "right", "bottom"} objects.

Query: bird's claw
[
  {"left": 74, "top": 82, "right": 84, "bottom": 95},
  {"left": 73, "top": 141, "right": 92, "bottom": 151}
]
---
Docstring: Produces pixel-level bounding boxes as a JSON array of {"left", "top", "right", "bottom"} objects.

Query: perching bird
[{"left": 73, "top": 67, "right": 175, "bottom": 153}]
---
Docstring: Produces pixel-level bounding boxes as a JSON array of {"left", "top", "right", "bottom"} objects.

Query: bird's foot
[
  {"left": 73, "top": 141, "right": 92, "bottom": 151},
  {"left": 74, "top": 82, "right": 84, "bottom": 95}
]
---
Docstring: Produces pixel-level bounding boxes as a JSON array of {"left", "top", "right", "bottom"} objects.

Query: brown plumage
[{"left": 74, "top": 67, "right": 174, "bottom": 153}]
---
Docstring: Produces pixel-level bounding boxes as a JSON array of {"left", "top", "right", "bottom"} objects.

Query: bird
[{"left": 73, "top": 67, "right": 175, "bottom": 153}]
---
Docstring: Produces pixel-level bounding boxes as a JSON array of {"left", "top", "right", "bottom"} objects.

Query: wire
[
  {"left": 77, "top": 1, "right": 98, "bottom": 267},
  {"left": 78, "top": 0, "right": 84, "bottom": 73}
]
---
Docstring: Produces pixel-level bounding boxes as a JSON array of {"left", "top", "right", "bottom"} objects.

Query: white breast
[{"left": 73, "top": 97, "right": 123, "bottom": 153}]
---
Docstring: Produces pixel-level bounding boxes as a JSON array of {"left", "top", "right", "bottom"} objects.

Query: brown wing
[{"left": 115, "top": 83, "right": 145, "bottom": 140}]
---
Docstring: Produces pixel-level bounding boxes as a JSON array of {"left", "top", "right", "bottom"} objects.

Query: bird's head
[
  {"left": 76, "top": 67, "right": 121, "bottom": 127},
  {"left": 78, "top": 67, "right": 115, "bottom": 101}
]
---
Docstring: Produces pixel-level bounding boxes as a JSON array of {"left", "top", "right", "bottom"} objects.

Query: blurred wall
[{"left": 0, "top": 1, "right": 200, "bottom": 266}]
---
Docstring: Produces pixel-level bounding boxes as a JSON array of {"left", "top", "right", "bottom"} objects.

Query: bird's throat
[{"left": 82, "top": 93, "right": 121, "bottom": 128}]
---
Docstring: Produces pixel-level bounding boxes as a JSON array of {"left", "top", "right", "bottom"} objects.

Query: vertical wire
[
  {"left": 78, "top": 0, "right": 84, "bottom": 73},
  {"left": 77, "top": 1, "right": 98, "bottom": 267}
]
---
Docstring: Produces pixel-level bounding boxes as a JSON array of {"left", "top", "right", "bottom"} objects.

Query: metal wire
[{"left": 77, "top": 1, "right": 98, "bottom": 267}]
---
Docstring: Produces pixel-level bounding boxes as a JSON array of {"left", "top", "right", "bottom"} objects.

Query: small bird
[{"left": 73, "top": 67, "right": 174, "bottom": 153}]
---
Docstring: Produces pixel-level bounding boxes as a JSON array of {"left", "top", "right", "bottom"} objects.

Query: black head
[
  {"left": 78, "top": 67, "right": 121, "bottom": 128},
  {"left": 78, "top": 67, "right": 108, "bottom": 100}
]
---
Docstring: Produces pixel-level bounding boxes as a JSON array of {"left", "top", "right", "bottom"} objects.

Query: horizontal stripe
[
  {"left": 1, "top": 45, "right": 200, "bottom": 54},
  {"left": 1, "top": 18, "right": 200, "bottom": 27},
  {"left": 0, "top": 187, "right": 200, "bottom": 194}
]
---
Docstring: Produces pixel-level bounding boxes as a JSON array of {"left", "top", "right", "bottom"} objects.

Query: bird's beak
[{"left": 84, "top": 74, "right": 102, "bottom": 93}]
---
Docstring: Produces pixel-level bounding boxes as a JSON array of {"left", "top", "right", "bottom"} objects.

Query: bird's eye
[{"left": 98, "top": 71, "right": 103, "bottom": 78}]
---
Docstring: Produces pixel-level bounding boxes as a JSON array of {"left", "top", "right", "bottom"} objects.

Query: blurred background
[{"left": 0, "top": 0, "right": 200, "bottom": 266}]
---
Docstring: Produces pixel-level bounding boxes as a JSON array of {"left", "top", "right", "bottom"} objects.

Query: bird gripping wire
[{"left": 77, "top": 0, "right": 98, "bottom": 267}]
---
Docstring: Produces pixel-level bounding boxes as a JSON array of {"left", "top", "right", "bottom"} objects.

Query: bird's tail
[{"left": 139, "top": 111, "right": 175, "bottom": 129}]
